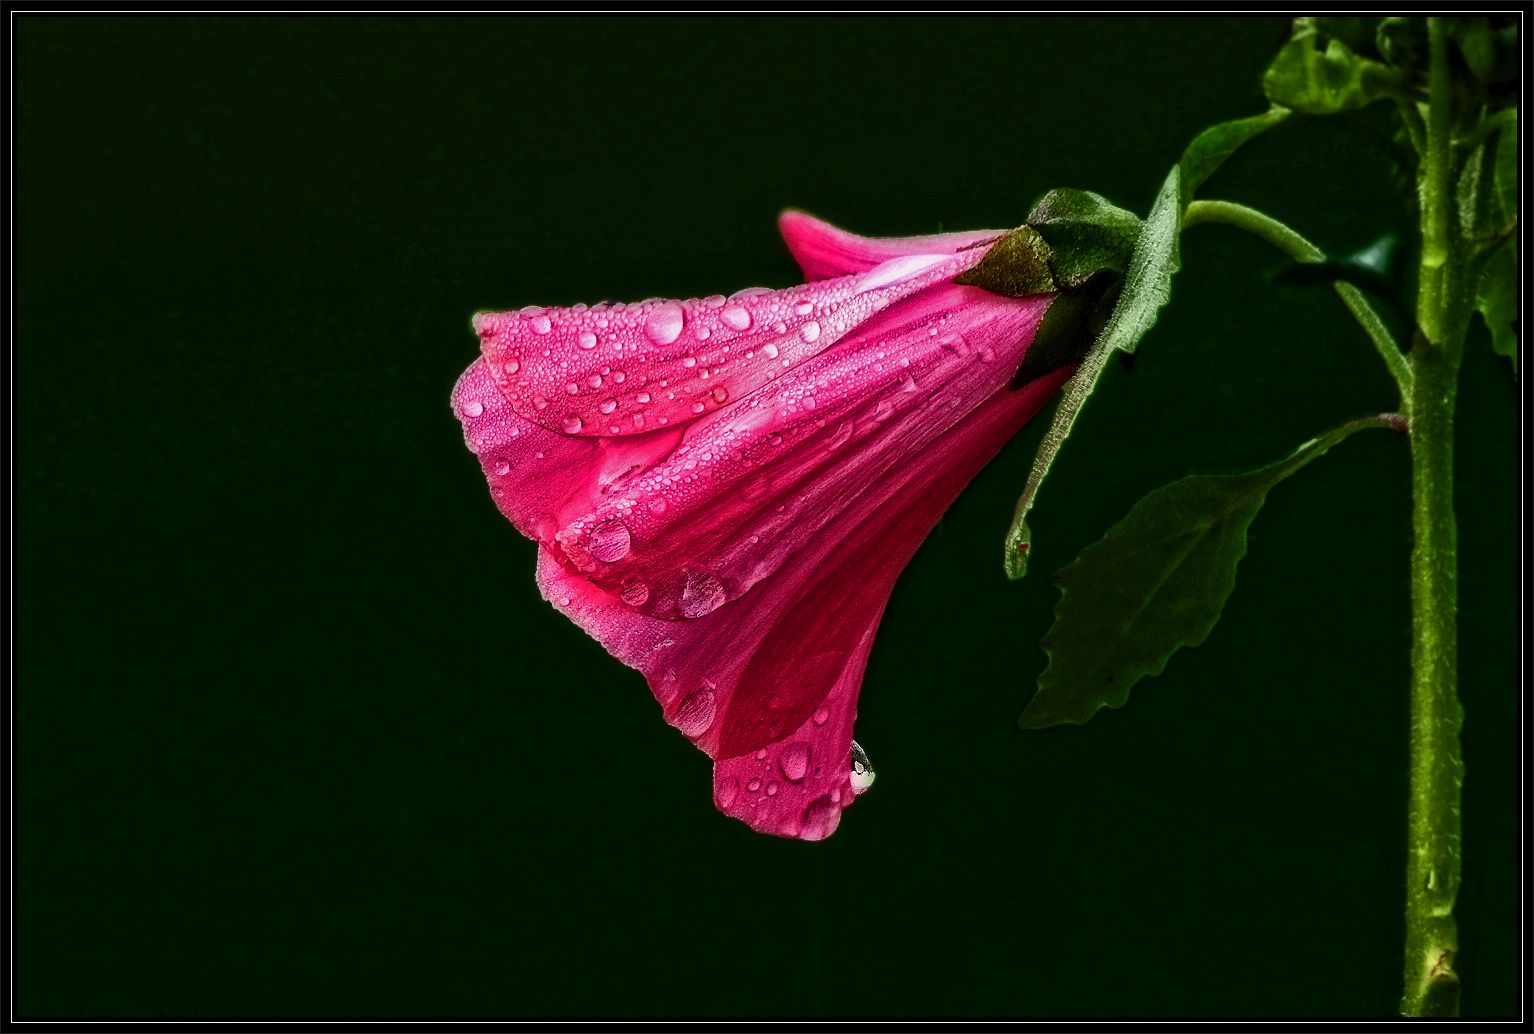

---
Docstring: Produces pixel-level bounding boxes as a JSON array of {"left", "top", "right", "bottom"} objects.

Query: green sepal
[
  {"left": 954, "top": 225, "right": 1057, "bottom": 299},
  {"left": 1025, "top": 188, "right": 1143, "bottom": 289}
]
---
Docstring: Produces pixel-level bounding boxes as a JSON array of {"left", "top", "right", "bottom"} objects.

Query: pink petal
[
  {"left": 550, "top": 285, "right": 1051, "bottom": 620},
  {"left": 528, "top": 286, "right": 1069, "bottom": 838},
  {"left": 451, "top": 359, "right": 684, "bottom": 542},
  {"left": 778, "top": 209, "right": 1005, "bottom": 281},
  {"left": 472, "top": 249, "right": 987, "bottom": 441}
]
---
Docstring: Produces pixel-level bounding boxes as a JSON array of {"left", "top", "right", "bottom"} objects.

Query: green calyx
[{"left": 954, "top": 189, "right": 1142, "bottom": 381}]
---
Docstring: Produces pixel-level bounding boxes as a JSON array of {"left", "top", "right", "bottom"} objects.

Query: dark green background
[{"left": 17, "top": 16, "right": 1519, "bottom": 1019}]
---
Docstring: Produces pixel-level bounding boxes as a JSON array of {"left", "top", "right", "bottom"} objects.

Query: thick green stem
[
  {"left": 1400, "top": 18, "right": 1465, "bottom": 1018},
  {"left": 1401, "top": 343, "right": 1463, "bottom": 1017},
  {"left": 1182, "top": 200, "right": 1414, "bottom": 404}
]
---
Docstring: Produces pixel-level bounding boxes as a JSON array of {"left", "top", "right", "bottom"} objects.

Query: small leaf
[
  {"left": 1020, "top": 418, "right": 1396, "bottom": 728},
  {"left": 1490, "top": 110, "right": 1517, "bottom": 227},
  {"left": 1263, "top": 23, "right": 1405, "bottom": 115},
  {"left": 1178, "top": 106, "right": 1291, "bottom": 209},
  {"left": 1026, "top": 188, "right": 1142, "bottom": 289},
  {"left": 1447, "top": 16, "right": 1520, "bottom": 85},
  {"left": 1476, "top": 243, "right": 1517, "bottom": 371},
  {"left": 1470, "top": 113, "right": 1517, "bottom": 371}
]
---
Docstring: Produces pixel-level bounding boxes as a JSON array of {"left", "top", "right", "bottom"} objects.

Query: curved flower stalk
[{"left": 452, "top": 212, "right": 1068, "bottom": 840}]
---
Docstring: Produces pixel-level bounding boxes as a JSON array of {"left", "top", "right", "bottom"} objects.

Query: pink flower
[{"left": 451, "top": 211, "right": 1069, "bottom": 840}]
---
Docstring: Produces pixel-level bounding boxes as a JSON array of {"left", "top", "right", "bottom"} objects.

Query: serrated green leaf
[
  {"left": 1263, "top": 28, "right": 1405, "bottom": 115},
  {"left": 1178, "top": 107, "right": 1292, "bottom": 209},
  {"left": 1020, "top": 418, "right": 1396, "bottom": 728},
  {"left": 1476, "top": 243, "right": 1517, "bottom": 371},
  {"left": 1025, "top": 189, "right": 1142, "bottom": 289}
]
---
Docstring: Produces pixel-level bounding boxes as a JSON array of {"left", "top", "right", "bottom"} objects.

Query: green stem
[
  {"left": 1182, "top": 200, "right": 1414, "bottom": 405},
  {"left": 1401, "top": 343, "right": 1463, "bottom": 1018},
  {"left": 1416, "top": 19, "right": 1453, "bottom": 345},
  {"left": 1401, "top": 18, "right": 1465, "bottom": 1018}
]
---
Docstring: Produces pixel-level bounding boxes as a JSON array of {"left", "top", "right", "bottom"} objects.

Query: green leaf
[
  {"left": 1469, "top": 112, "right": 1517, "bottom": 371},
  {"left": 1177, "top": 106, "right": 1292, "bottom": 209},
  {"left": 1476, "top": 243, "right": 1517, "bottom": 371},
  {"left": 1019, "top": 417, "right": 1398, "bottom": 728},
  {"left": 1025, "top": 188, "right": 1142, "bottom": 289},
  {"left": 1003, "top": 168, "right": 1183, "bottom": 580},
  {"left": 1490, "top": 110, "right": 1517, "bottom": 227},
  {"left": 1263, "top": 24, "right": 1405, "bottom": 114},
  {"left": 1447, "top": 16, "right": 1520, "bottom": 85}
]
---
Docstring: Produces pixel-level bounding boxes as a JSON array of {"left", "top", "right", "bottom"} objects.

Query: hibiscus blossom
[{"left": 452, "top": 211, "right": 1068, "bottom": 839}]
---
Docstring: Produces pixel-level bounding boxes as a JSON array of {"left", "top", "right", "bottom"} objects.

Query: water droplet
[
  {"left": 765, "top": 782, "right": 779, "bottom": 797},
  {"left": 721, "top": 305, "right": 752, "bottom": 331},
  {"left": 800, "top": 794, "right": 841, "bottom": 841},
  {"left": 716, "top": 777, "right": 739, "bottom": 809},
  {"left": 562, "top": 415, "right": 584, "bottom": 433},
  {"left": 460, "top": 399, "right": 484, "bottom": 418},
  {"left": 874, "top": 399, "right": 895, "bottom": 421},
  {"left": 828, "top": 422, "right": 854, "bottom": 449},
  {"left": 794, "top": 301, "right": 813, "bottom": 316},
  {"left": 761, "top": 342, "right": 780, "bottom": 360},
  {"left": 812, "top": 708, "right": 829, "bottom": 726},
  {"left": 599, "top": 399, "right": 617, "bottom": 414},
  {"left": 644, "top": 305, "right": 685, "bottom": 345},
  {"left": 755, "top": 748, "right": 769, "bottom": 761},
  {"left": 672, "top": 686, "right": 716, "bottom": 737},
  {"left": 587, "top": 518, "right": 632, "bottom": 563},
  {"left": 620, "top": 577, "right": 650, "bottom": 606},
  {"left": 711, "top": 386, "right": 728, "bottom": 403},
  {"left": 502, "top": 359, "right": 520, "bottom": 375},
  {"left": 747, "top": 778, "right": 762, "bottom": 792},
  {"left": 588, "top": 374, "right": 604, "bottom": 389},
  {"left": 566, "top": 382, "right": 580, "bottom": 395},
  {"left": 691, "top": 401, "right": 706, "bottom": 414},
  {"left": 531, "top": 315, "right": 552, "bottom": 335},
  {"left": 679, "top": 570, "right": 726, "bottom": 618},
  {"left": 779, "top": 742, "right": 811, "bottom": 782},
  {"left": 977, "top": 346, "right": 996, "bottom": 363},
  {"left": 647, "top": 496, "right": 667, "bottom": 515},
  {"left": 578, "top": 331, "right": 598, "bottom": 350},
  {"left": 850, "top": 740, "right": 876, "bottom": 795},
  {"left": 635, "top": 391, "right": 652, "bottom": 404},
  {"left": 799, "top": 320, "right": 821, "bottom": 343},
  {"left": 493, "top": 458, "right": 510, "bottom": 476}
]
